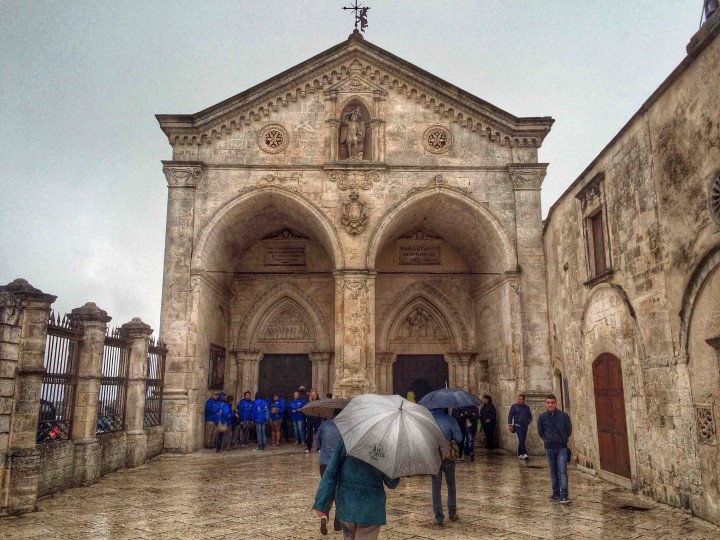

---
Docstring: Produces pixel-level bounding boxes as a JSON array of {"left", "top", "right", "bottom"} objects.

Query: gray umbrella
[
  {"left": 418, "top": 388, "right": 482, "bottom": 409},
  {"left": 334, "top": 394, "right": 449, "bottom": 478}
]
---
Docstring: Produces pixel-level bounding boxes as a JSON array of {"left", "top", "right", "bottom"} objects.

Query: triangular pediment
[{"left": 157, "top": 31, "right": 553, "bottom": 148}]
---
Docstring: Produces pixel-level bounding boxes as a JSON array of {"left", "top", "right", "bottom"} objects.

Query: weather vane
[{"left": 343, "top": 0, "right": 370, "bottom": 33}]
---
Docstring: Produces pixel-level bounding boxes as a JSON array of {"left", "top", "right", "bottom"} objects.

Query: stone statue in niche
[{"left": 340, "top": 105, "right": 368, "bottom": 160}]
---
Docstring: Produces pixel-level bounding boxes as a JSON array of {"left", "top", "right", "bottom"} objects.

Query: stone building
[
  {"left": 543, "top": 11, "right": 720, "bottom": 524},
  {"left": 156, "top": 30, "right": 555, "bottom": 455}
]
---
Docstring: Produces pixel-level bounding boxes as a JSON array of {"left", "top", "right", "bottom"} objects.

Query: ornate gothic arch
[
  {"left": 235, "top": 282, "right": 332, "bottom": 351},
  {"left": 378, "top": 282, "right": 469, "bottom": 352}
]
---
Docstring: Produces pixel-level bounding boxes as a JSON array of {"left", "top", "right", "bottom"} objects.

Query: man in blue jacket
[
  {"left": 430, "top": 408, "right": 463, "bottom": 526},
  {"left": 237, "top": 391, "right": 254, "bottom": 448},
  {"left": 269, "top": 393, "right": 286, "bottom": 447},
  {"left": 289, "top": 391, "right": 307, "bottom": 445},
  {"left": 251, "top": 394, "right": 270, "bottom": 451},
  {"left": 538, "top": 394, "right": 573, "bottom": 504},
  {"left": 507, "top": 393, "right": 532, "bottom": 459},
  {"left": 204, "top": 390, "right": 221, "bottom": 448}
]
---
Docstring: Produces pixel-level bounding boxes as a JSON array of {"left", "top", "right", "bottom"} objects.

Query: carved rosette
[
  {"left": 163, "top": 163, "right": 203, "bottom": 187},
  {"left": 508, "top": 166, "right": 546, "bottom": 190},
  {"left": 328, "top": 170, "right": 381, "bottom": 191},
  {"left": 341, "top": 191, "right": 369, "bottom": 234}
]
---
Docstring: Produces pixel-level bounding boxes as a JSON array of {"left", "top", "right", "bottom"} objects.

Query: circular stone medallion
[
  {"left": 258, "top": 124, "right": 289, "bottom": 154},
  {"left": 422, "top": 125, "right": 452, "bottom": 154}
]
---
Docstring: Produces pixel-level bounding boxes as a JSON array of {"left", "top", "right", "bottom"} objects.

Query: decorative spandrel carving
[
  {"left": 695, "top": 404, "right": 717, "bottom": 445},
  {"left": 396, "top": 307, "right": 447, "bottom": 341},
  {"left": 328, "top": 170, "right": 381, "bottom": 191},
  {"left": 341, "top": 191, "right": 369, "bottom": 234},
  {"left": 260, "top": 305, "right": 313, "bottom": 342}
]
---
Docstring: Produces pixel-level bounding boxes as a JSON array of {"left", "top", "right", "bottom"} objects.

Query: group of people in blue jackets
[{"left": 204, "top": 386, "right": 323, "bottom": 452}]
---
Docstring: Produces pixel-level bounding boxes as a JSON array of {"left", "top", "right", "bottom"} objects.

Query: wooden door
[
  {"left": 393, "top": 355, "right": 448, "bottom": 401},
  {"left": 593, "top": 353, "right": 631, "bottom": 478},
  {"left": 258, "top": 354, "right": 311, "bottom": 403}
]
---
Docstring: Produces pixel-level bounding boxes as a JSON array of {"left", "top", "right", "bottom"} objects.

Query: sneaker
[
  {"left": 549, "top": 495, "right": 560, "bottom": 502},
  {"left": 320, "top": 516, "right": 328, "bottom": 535},
  {"left": 559, "top": 497, "right": 571, "bottom": 504},
  {"left": 522, "top": 454, "right": 529, "bottom": 460},
  {"left": 449, "top": 514, "right": 459, "bottom": 522},
  {"left": 304, "top": 449, "right": 310, "bottom": 453},
  {"left": 517, "top": 455, "right": 524, "bottom": 459}
]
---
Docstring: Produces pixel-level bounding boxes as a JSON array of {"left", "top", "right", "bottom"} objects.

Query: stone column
[
  {"left": 326, "top": 89, "right": 339, "bottom": 161},
  {"left": 508, "top": 164, "right": 553, "bottom": 393},
  {"left": 0, "top": 279, "right": 56, "bottom": 516},
  {"left": 333, "top": 271, "right": 376, "bottom": 397},
  {"left": 310, "top": 350, "right": 332, "bottom": 395},
  {"left": 372, "top": 91, "right": 385, "bottom": 162},
  {"left": 375, "top": 352, "right": 393, "bottom": 394},
  {"left": 68, "top": 302, "right": 111, "bottom": 486},
  {"left": 238, "top": 349, "right": 262, "bottom": 396},
  {"left": 159, "top": 161, "right": 203, "bottom": 454},
  {"left": 120, "top": 317, "right": 153, "bottom": 468},
  {"left": 447, "top": 352, "right": 476, "bottom": 391}
]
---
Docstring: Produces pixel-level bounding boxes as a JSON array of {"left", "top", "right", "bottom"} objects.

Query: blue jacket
[
  {"left": 431, "top": 410, "right": 463, "bottom": 443},
  {"left": 269, "top": 398, "right": 286, "bottom": 421},
  {"left": 216, "top": 402, "right": 236, "bottom": 426},
  {"left": 313, "top": 441, "right": 399, "bottom": 525},
  {"left": 204, "top": 397, "right": 222, "bottom": 422},
  {"left": 251, "top": 399, "right": 270, "bottom": 424},
  {"left": 237, "top": 398, "right": 254, "bottom": 422},
  {"left": 288, "top": 398, "right": 307, "bottom": 421},
  {"left": 538, "top": 409, "right": 572, "bottom": 449},
  {"left": 508, "top": 403, "right": 533, "bottom": 428},
  {"left": 315, "top": 419, "right": 342, "bottom": 465}
]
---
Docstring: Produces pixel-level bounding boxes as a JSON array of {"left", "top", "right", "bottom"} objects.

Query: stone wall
[
  {"left": 146, "top": 426, "right": 164, "bottom": 459},
  {"left": 543, "top": 13, "right": 720, "bottom": 524},
  {"left": 37, "top": 441, "right": 74, "bottom": 497},
  {"left": 98, "top": 432, "right": 127, "bottom": 476}
]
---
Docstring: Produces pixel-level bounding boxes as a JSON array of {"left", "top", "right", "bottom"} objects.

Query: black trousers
[{"left": 482, "top": 421, "right": 497, "bottom": 448}]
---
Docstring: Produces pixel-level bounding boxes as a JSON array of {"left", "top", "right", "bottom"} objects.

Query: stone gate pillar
[
  {"left": 159, "top": 161, "right": 203, "bottom": 454},
  {"left": 310, "top": 350, "right": 332, "bottom": 396},
  {"left": 120, "top": 317, "right": 153, "bottom": 468},
  {"left": 508, "top": 164, "right": 553, "bottom": 392},
  {"left": 0, "top": 279, "right": 56, "bottom": 516},
  {"left": 238, "top": 349, "right": 262, "bottom": 397},
  {"left": 333, "top": 271, "right": 376, "bottom": 397}
]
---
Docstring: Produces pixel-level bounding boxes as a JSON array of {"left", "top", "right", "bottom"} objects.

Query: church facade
[{"left": 156, "top": 30, "right": 554, "bottom": 456}]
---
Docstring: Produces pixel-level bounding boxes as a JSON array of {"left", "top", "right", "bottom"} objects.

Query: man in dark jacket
[
  {"left": 479, "top": 394, "right": 497, "bottom": 449},
  {"left": 507, "top": 393, "right": 532, "bottom": 459},
  {"left": 537, "top": 394, "right": 572, "bottom": 503},
  {"left": 430, "top": 408, "right": 463, "bottom": 526}
]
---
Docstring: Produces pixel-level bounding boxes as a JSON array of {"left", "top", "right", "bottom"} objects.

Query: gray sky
[{"left": 0, "top": 1, "right": 701, "bottom": 332}]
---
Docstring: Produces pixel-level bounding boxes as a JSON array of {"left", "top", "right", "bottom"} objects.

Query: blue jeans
[
  {"left": 255, "top": 422, "right": 267, "bottom": 449},
  {"left": 293, "top": 419, "right": 305, "bottom": 443},
  {"left": 546, "top": 447, "right": 569, "bottom": 498},
  {"left": 514, "top": 425, "right": 528, "bottom": 455},
  {"left": 464, "top": 428, "right": 475, "bottom": 455},
  {"left": 431, "top": 460, "right": 456, "bottom": 524}
]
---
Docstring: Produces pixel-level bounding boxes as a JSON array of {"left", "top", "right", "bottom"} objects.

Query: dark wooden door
[
  {"left": 393, "top": 355, "right": 448, "bottom": 401},
  {"left": 593, "top": 353, "right": 631, "bottom": 478},
  {"left": 258, "top": 354, "right": 311, "bottom": 403}
]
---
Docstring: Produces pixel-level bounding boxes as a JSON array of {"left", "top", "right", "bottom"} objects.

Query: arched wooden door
[{"left": 593, "top": 353, "right": 631, "bottom": 478}]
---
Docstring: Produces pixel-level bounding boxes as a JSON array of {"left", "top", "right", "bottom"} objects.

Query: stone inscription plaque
[
  {"left": 397, "top": 232, "right": 442, "bottom": 265},
  {"left": 265, "top": 247, "right": 306, "bottom": 266}
]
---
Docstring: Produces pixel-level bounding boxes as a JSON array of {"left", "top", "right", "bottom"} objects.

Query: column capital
[
  {"left": 309, "top": 350, "right": 332, "bottom": 363},
  {"left": 238, "top": 348, "right": 262, "bottom": 363},
  {"left": 120, "top": 317, "right": 153, "bottom": 339},
  {"left": 69, "top": 302, "right": 112, "bottom": 325},
  {"left": 446, "top": 351, "right": 476, "bottom": 365},
  {"left": 162, "top": 160, "right": 204, "bottom": 187},
  {"left": 375, "top": 352, "right": 394, "bottom": 365},
  {"left": 507, "top": 163, "right": 548, "bottom": 191}
]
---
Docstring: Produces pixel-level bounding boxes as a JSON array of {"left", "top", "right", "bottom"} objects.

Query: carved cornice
[
  {"left": 327, "top": 170, "right": 382, "bottom": 190},
  {"left": 162, "top": 161, "right": 204, "bottom": 187},
  {"left": 507, "top": 164, "right": 547, "bottom": 191},
  {"left": 407, "top": 174, "right": 470, "bottom": 197}
]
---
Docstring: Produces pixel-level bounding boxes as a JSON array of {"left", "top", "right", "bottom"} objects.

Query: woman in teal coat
[{"left": 313, "top": 441, "right": 399, "bottom": 539}]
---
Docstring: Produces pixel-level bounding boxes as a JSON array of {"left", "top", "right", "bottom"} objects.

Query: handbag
[
  {"left": 446, "top": 440, "right": 460, "bottom": 462},
  {"left": 217, "top": 420, "right": 228, "bottom": 433}
]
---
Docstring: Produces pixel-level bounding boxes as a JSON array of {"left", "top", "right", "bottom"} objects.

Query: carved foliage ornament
[
  {"left": 163, "top": 166, "right": 202, "bottom": 187},
  {"left": 341, "top": 191, "right": 369, "bottom": 234},
  {"left": 328, "top": 170, "right": 381, "bottom": 191},
  {"left": 422, "top": 126, "right": 452, "bottom": 154},
  {"left": 695, "top": 404, "right": 717, "bottom": 445},
  {"left": 509, "top": 169, "right": 543, "bottom": 191},
  {"left": 338, "top": 279, "right": 369, "bottom": 300},
  {"left": 258, "top": 124, "right": 289, "bottom": 153}
]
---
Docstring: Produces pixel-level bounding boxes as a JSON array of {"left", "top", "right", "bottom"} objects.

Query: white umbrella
[{"left": 334, "top": 394, "right": 450, "bottom": 478}]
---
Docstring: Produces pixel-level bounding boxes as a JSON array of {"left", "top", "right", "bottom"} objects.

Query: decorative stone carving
[
  {"left": 339, "top": 104, "right": 369, "bottom": 161},
  {"left": 709, "top": 171, "right": 720, "bottom": 227},
  {"left": 341, "top": 191, "right": 369, "bottom": 234},
  {"left": 258, "top": 124, "right": 289, "bottom": 153},
  {"left": 162, "top": 164, "right": 202, "bottom": 187},
  {"left": 575, "top": 172, "right": 604, "bottom": 210},
  {"left": 396, "top": 307, "right": 446, "bottom": 340},
  {"left": 695, "top": 404, "right": 717, "bottom": 445},
  {"left": 422, "top": 126, "right": 452, "bottom": 154},
  {"left": 261, "top": 172, "right": 300, "bottom": 184},
  {"left": 338, "top": 278, "right": 369, "bottom": 300},
  {"left": 260, "top": 305, "right": 312, "bottom": 342},
  {"left": 509, "top": 167, "right": 546, "bottom": 191},
  {"left": 407, "top": 174, "right": 469, "bottom": 196},
  {"left": 327, "top": 170, "right": 381, "bottom": 191}
]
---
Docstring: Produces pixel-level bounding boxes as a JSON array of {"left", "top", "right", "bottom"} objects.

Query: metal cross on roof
[{"left": 342, "top": 0, "right": 370, "bottom": 33}]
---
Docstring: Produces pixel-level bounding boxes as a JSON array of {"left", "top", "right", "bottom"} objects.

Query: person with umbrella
[
  {"left": 430, "top": 407, "right": 463, "bottom": 526},
  {"left": 315, "top": 408, "right": 344, "bottom": 535}
]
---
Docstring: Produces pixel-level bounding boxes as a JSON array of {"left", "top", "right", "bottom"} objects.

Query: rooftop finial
[{"left": 343, "top": 1, "right": 370, "bottom": 34}]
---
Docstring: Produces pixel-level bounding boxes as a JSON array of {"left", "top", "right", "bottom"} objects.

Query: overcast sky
[{"left": 0, "top": 1, "right": 703, "bottom": 332}]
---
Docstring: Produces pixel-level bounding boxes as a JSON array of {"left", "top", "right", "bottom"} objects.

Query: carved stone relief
[
  {"left": 258, "top": 124, "right": 289, "bottom": 153},
  {"left": 395, "top": 306, "right": 447, "bottom": 341},
  {"left": 422, "top": 125, "right": 452, "bottom": 154},
  {"left": 509, "top": 168, "right": 545, "bottom": 191},
  {"left": 260, "top": 304, "right": 312, "bottom": 342},
  {"left": 327, "top": 170, "right": 381, "bottom": 191},
  {"left": 341, "top": 191, "right": 369, "bottom": 234},
  {"left": 695, "top": 404, "right": 717, "bottom": 445},
  {"left": 339, "top": 104, "right": 370, "bottom": 161},
  {"left": 163, "top": 165, "right": 202, "bottom": 187}
]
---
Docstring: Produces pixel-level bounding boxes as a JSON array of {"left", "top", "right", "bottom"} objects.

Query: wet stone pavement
[{"left": 1, "top": 446, "right": 718, "bottom": 540}]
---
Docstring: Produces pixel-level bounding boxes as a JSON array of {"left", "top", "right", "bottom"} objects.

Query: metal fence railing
[
  {"left": 97, "top": 328, "right": 130, "bottom": 434},
  {"left": 144, "top": 336, "right": 167, "bottom": 428},
  {"left": 38, "top": 311, "right": 81, "bottom": 443}
]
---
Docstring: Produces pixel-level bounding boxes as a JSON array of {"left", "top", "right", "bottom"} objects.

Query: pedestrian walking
[
  {"left": 289, "top": 391, "right": 307, "bottom": 445},
  {"left": 251, "top": 393, "right": 270, "bottom": 451},
  {"left": 269, "top": 392, "right": 286, "bottom": 447},
  {"left": 237, "top": 391, "right": 254, "bottom": 447},
  {"left": 305, "top": 389, "right": 322, "bottom": 454},
  {"left": 508, "top": 393, "right": 532, "bottom": 459},
  {"left": 313, "top": 441, "right": 400, "bottom": 540},
  {"left": 479, "top": 394, "right": 497, "bottom": 449},
  {"left": 430, "top": 408, "right": 462, "bottom": 526},
  {"left": 315, "top": 410, "right": 343, "bottom": 535},
  {"left": 461, "top": 405, "right": 479, "bottom": 460},
  {"left": 538, "top": 394, "right": 573, "bottom": 504},
  {"left": 204, "top": 390, "right": 221, "bottom": 448}
]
